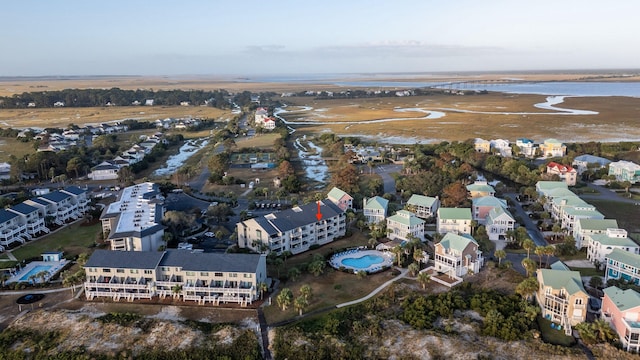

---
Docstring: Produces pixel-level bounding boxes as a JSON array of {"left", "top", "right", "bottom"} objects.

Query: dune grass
[
  {"left": 588, "top": 200, "right": 640, "bottom": 233},
  {"left": 0, "top": 138, "right": 35, "bottom": 162}
]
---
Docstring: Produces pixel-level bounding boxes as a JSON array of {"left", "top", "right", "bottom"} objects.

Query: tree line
[{"left": 0, "top": 88, "right": 231, "bottom": 109}]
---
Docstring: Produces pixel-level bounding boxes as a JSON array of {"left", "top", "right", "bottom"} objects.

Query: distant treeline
[{"left": 0, "top": 88, "right": 232, "bottom": 109}]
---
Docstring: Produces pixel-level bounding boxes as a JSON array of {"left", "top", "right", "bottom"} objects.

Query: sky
[{"left": 1, "top": 0, "right": 639, "bottom": 76}]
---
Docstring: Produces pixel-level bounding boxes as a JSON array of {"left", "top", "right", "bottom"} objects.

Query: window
[
  {"left": 130, "top": 269, "right": 138, "bottom": 274},
  {"left": 256, "top": 229, "right": 262, "bottom": 241},
  {"left": 186, "top": 271, "right": 195, "bottom": 276},
  {"left": 230, "top": 273, "right": 238, "bottom": 278},
  {"left": 103, "top": 268, "right": 111, "bottom": 273},
  {"left": 200, "top": 272, "right": 208, "bottom": 277},
  {"left": 116, "top": 269, "right": 125, "bottom": 273},
  {"left": 214, "top": 272, "right": 223, "bottom": 277},
  {"left": 144, "top": 270, "right": 152, "bottom": 275},
  {"left": 244, "top": 273, "right": 252, "bottom": 278},
  {"left": 576, "top": 298, "right": 583, "bottom": 305}
]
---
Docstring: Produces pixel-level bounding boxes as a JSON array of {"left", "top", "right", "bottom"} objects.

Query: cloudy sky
[{"left": 2, "top": 0, "right": 638, "bottom": 76}]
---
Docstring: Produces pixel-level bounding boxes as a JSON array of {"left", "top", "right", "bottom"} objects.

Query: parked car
[{"left": 204, "top": 232, "right": 215, "bottom": 238}]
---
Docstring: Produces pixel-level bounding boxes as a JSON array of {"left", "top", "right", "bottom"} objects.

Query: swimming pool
[
  {"left": 19, "top": 265, "right": 52, "bottom": 282},
  {"left": 341, "top": 255, "right": 384, "bottom": 269}
]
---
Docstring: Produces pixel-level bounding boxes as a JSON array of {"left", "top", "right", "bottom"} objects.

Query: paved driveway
[
  {"left": 373, "top": 164, "right": 402, "bottom": 194},
  {"left": 504, "top": 193, "right": 547, "bottom": 247}
]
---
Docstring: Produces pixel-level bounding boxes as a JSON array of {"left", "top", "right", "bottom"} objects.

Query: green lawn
[
  {"left": 569, "top": 267, "right": 604, "bottom": 277},
  {"left": 536, "top": 316, "right": 576, "bottom": 347},
  {"left": 10, "top": 222, "right": 102, "bottom": 261},
  {"left": 0, "top": 138, "right": 36, "bottom": 162},
  {"left": 588, "top": 200, "right": 640, "bottom": 233},
  {"left": 236, "top": 133, "right": 281, "bottom": 149}
]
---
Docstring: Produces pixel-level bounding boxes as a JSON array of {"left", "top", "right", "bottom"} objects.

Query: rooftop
[
  {"left": 603, "top": 286, "right": 640, "bottom": 312},
  {"left": 364, "top": 196, "right": 389, "bottom": 210},
  {"left": 539, "top": 268, "right": 586, "bottom": 295},
  {"left": 407, "top": 194, "right": 438, "bottom": 208},
  {"left": 438, "top": 207, "right": 472, "bottom": 220},
  {"left": 438, "top": 233, "right": 478, "bottom": 253},
  {"left": 607, "top": 248, "right": 640, "bottom": 268},
  {"left": 327, "top": 187, "right": 351, "bottom": 201},
  {"left": 102, "top": 182, "right": 164, "bottom": 239},
  {"left": 387, "top": 210, "right": 425, "bottom": 227},
  {"left": 577, "top": 218, "right": 619, "bottom": 231}
]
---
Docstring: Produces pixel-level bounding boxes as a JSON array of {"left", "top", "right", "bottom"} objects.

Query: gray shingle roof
[
  {"left": 160, "top": 250, "right": 262, "bottom": 273},
  {"left": 9, "top": 203, "right": 39, "bottom": 215},
  {"left": 63, "top": 186, "right": 87, "bottom": 196},
  {"left": 84, "top": 249, "right": 164, "bottom": 269},
  {"left": 39, "top": 191, "right": 72, "bottom": 203},
  {"left": 0, "top": 209, "right": 19, "bottom": 224}
]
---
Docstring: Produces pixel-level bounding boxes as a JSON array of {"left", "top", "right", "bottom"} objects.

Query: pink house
[
  {"left": 471, "top": 196, "right": 507, "bottom": 224},
  {"left": 327, "top": 187, "right": 353, "bottom": 211},
  {"left": 602, "top": 286, "right": 640, "bottom": 352}
]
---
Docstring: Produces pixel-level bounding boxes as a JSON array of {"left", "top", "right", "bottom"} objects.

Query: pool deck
[
  {"left": 330, "top": 249, "right": 394, "bottom": 274},
  {"left": 6, "top": 260, "right": 69, "bottom": 284}
]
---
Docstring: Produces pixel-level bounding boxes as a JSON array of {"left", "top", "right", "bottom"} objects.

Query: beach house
[
  {"left": 573, "top": 218, "right": 619, "bottom": 249},
  {"left": 386, "top": 210, "right": 425, "bottom": 242},
  {"left": 605, "top": 248, "right": 640, "bottom": 286},
  {"left": 572, "top": 154, "right": 611, "bottom": 175},
  {"left": 535, "top": 268, "right": 589, "bottom": 334},
  {"left": 608, "top": 160, "right": 640, "bottom": 184},
  {"left": 326, "top": 187, "right": 353, "bottom": 211},
  {"left": 406, "top": 194, "right": 440, "bottom": 219},
  {"left": 437, "top": 208, "right": 472, "bottom": 235},
  {"left": 363, "top": 196, "right": 389, "bottom": 225},
  {"left": 546, "top": 162, "right": 577, "bottom": 186},
  {"left": 539, "top": 138, "right": 566, "bottom": 157},
  {"left": 433, "top": 233, "right": 483, "bottom": 277},
  {"left": 585, "top": 228, "right": 639, "bottom": 264},
  {"left": 601, "top": 286, "right": 640, "bottom": 352},
  {"left": 466, "top": 181, "right": 495, "bottom": 198}
]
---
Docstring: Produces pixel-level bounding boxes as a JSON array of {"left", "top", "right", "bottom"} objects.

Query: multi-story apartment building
[
  {"left": 536, "top": 268, "right": 589, "bottom": 335},
  {"left": 0, "top": 210, "right": 27, "bottom": 249},
  {"left": 7, "top": 203, "right": 49, "bottom": 238},
  {"left": 237, "top": 199, "right": 346, "bottom": 255},
  {"left": 573, "top": 218, "right": 619, "bottom": 249},
  {"left": 535, "top": 181, "right": 570, "bottom": 199},
  {"left": 437, "top": 208, "right": 472, "bottom": 235},
  {"left": 433, "top": 233, "right": 483, "bottom": 277},
  {"left": 25, "top": 190, "right": 83, "bottom": 225},
  {"left": 61, "top": 186, "right": 90, "bottom": 214},
  {"left": 84, "top": 249, "right": 267, "bottom": 306},
  {"left": 585, "top": 228, "right": 639, "bottom": 264},
  {"left": 326, "top": 187, "right": 353, "bottom": 211},
  {"left": 539, "top": 138, "right": 566, "bottom": 157},
  {"left": 602, "top": 286, "right": 640, "bottom": 352},
  {"left": 406, "top": 194, "right": 439, "bottom": 219},
  {"left": 546, "top": 162, "right": 577, "bottom": 186},
  {"left": 101, "top": 182, "right": 165, "bottom": 251},
  {"left": 386, "top": 210, "right": 425, "bottom": 242},
  {"left": 363, "top": 196, "right": 388, "bottom": 225},
  {"left": 608, "top": 160, "right": 640, "bottom": 184},
  {"left": 605, "top": 248, "right": 640, "bottom": 285}
]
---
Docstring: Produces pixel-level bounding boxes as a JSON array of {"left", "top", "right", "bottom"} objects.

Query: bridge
[{"left": 429, "top": 78, "right": 538, "bottom": 90}]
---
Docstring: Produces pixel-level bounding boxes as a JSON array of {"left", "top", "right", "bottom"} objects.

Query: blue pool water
[
  {"left": 19, "top": 265, "right": 52, "bottom": 282},
  {"left": 341, "top": 255, "right": 384, "bottom": 269}
]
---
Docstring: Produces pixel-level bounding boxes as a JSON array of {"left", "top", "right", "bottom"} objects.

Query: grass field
[
  {"left": 279, "top": 93, "right": 640, "bottom": 143},
  {"left": 235, "top": 133, "right": 281, "bottom": 149},
  {"left": 0, "top": 106, "right": 231, "bottom": 129},
  {"left": 588, "top": 200, "right": 640, "bottom": 233},
  {"left": 10, "top": 221, "right": 102, "bottom": 262},
  {"left": 0, "top": 138, "right": 36, "bottom": 162}
]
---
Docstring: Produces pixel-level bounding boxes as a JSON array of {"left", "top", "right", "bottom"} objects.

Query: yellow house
[{"left": 536, "top": 268, "right": 589, "bottom": 335}]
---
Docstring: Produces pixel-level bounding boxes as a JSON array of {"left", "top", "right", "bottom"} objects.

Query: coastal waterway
[{"left": 152, "top": 138, "right": 209, "bottom": 177}]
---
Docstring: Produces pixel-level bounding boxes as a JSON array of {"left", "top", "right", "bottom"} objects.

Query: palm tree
[
  {"left": 522, "top": 239, "right": 535, "bottom": 258},
  {"left": 413, "top": 248, "right": 425, "bottom": 266},
  {"left": 277, "top": 288, "right": 293, "bottom": 311},
  {"left": 299, "top": 284, "right": 313, "bottom": 301},
  {"left": 288, "top": 267, "right": 301, "bottom": 281},
  {"left": 171, "top": 284, "right": 183, "bottom": 298},
  {"left": 280, "top": 251, "right": 293, "bottom": 267},
  {"left": 258, "top": 282, "right": 268, "bottom": 299},
  {"left": 521, "top": 258, "right": 537, "bottom": 277},
  {"left": 408, "top": 263, "right": 420, "bottom": 277},
  {"left": 308, "top": 260, "right": 325, "bottom": 277},
  {"left": 35, "top": 270, "right": 49, "bottom": 285},
  {"left": 534, "top": 246, "right": 545, "bottom": 268},
  {"left": 543, "top": 245, "right": 555, "bottom": 266},
  {"left": 417, "top": 272, "right": 431, "bottom": 289},
  {"left": 0, "top": 273, "right": 10, "bottom": 288},
  {"left": 391, "top": 245, "right": 403, "bottom": 267},
  {"left": 505, "top": 229, "right": 515, "bottom": 243},
  {"left": 77, "top": 252, "right": 89, "bottom": 266},
  {"left": 552, "top": 223, "right": 562, "bottom": 241},
  {"left": 294, "top": 296, "right": 308, "bottom": 316},
  {"left": 368, "top": 237, "right": 378, "bottom": 249},
  {"left": 494, "top": 249, "right": 506, "bottom": 266},
  {"left": 273, "top": 258, "right": 284, "bottom": 278},
  {"left": 356, "top": 270, "right": 367, "bottom": 279},
  {"left": 515, "top": 277, "right": 539, "bottom": 302}
]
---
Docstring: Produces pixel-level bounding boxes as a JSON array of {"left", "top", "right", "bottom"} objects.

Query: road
[
  {"left": 373, "top": 164, "right": 402, "bottom": 194},
  {"left": 504, "top": 193, "right": 547, "bottom": 247},
  {"left": 580, "top": 182, "right": 639, "bottom": 204}
]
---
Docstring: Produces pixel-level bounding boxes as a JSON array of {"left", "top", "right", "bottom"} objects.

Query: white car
[{"left": 204, "top": 232, "right": 215, "bottom": 237}]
